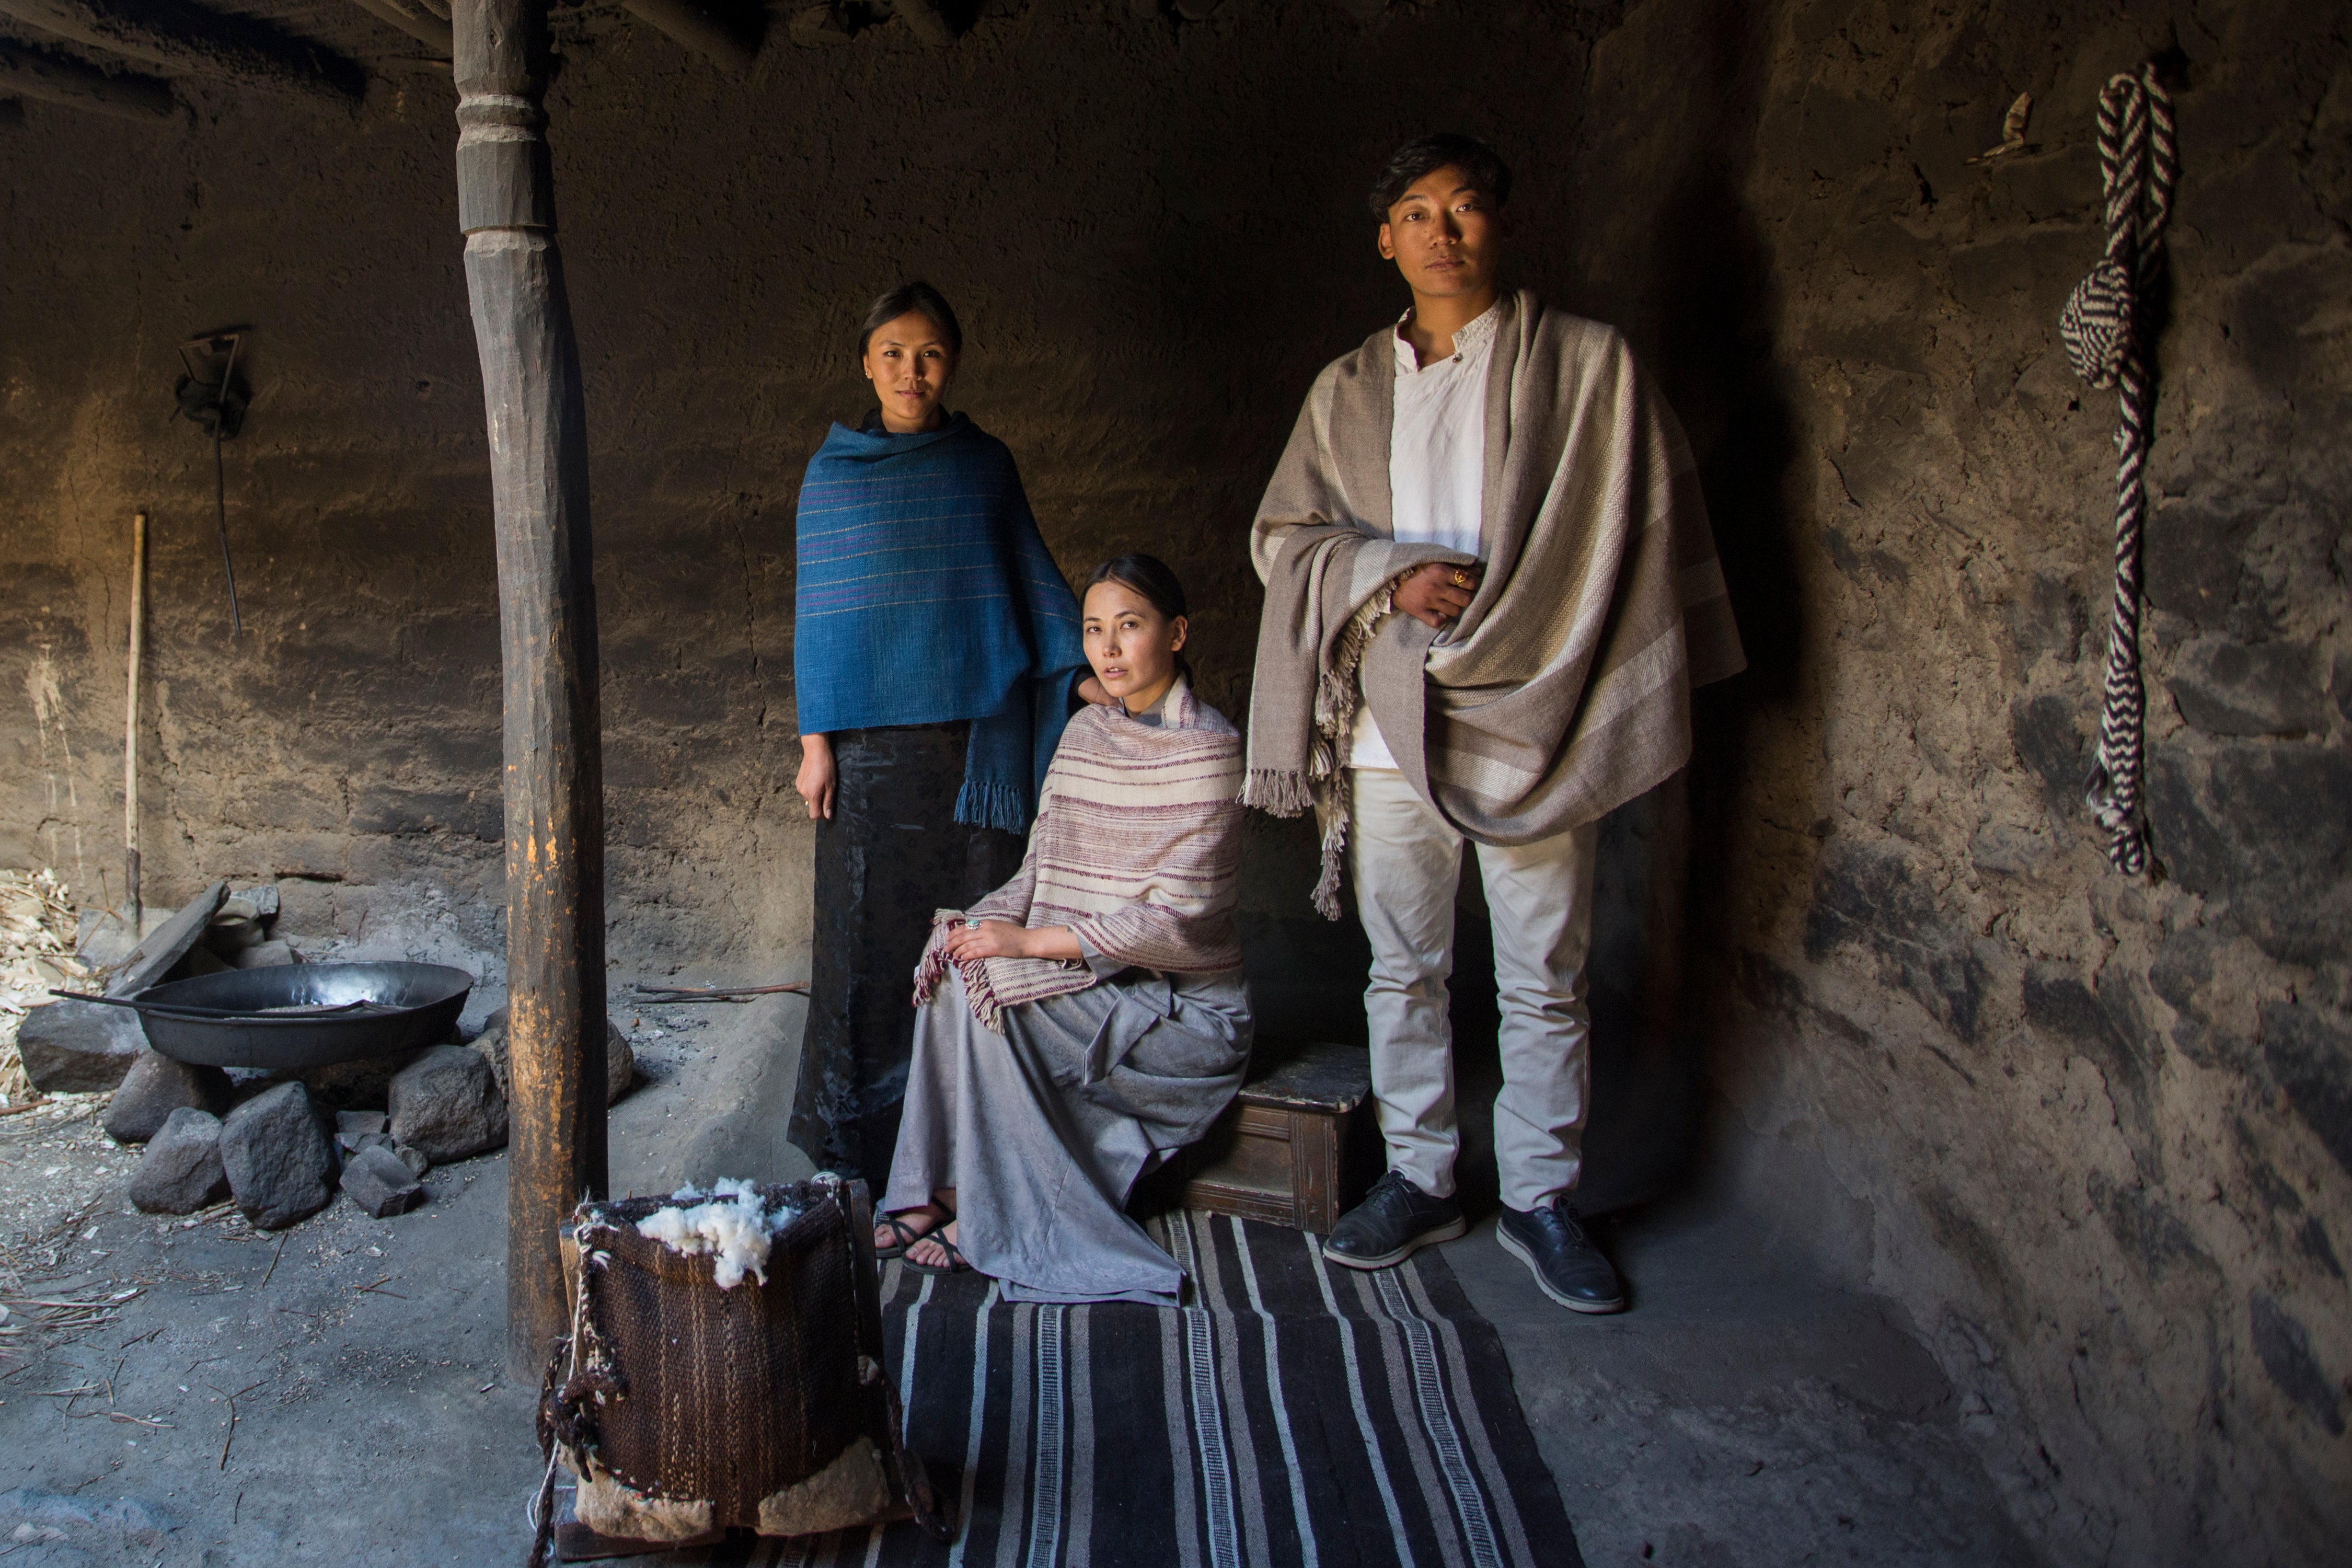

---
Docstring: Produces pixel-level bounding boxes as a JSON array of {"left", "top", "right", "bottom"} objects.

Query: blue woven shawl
[{"left": 793, "top": 413, "right": 1086, "bottom": 833}]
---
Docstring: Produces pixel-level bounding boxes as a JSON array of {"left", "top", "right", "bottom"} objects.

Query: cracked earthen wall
[{"left": 1, "top": 1, "right": 2345, "bottom": 1560}]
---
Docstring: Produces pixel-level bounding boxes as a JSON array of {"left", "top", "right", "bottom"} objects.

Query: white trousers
[{"left": 1347, "top": 767, "right": 1599, "bottom": 1212}]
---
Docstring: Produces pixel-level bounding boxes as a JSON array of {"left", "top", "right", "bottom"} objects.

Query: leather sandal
[
  {"left": 906, "top": 1230, "right": 974, "bottom": 1276},
  {"left": 874, "top": 1204, "right": 952, "bottom": 1260}
]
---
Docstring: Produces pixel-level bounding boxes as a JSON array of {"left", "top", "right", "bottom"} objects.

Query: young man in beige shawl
[{"left": 1243, "top": 133, "right": 1744, "bottom": 1312}]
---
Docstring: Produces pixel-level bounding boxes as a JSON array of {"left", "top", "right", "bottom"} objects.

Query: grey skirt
[{"left": 883, "top": 963, "right": 1251, "bottom": 1307}]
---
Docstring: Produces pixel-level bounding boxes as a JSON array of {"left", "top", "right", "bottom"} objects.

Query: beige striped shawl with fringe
[
  {"left": 913, "top": 677, "right": 1244, "bottom": 1032},
  {"left": 1243, "top": 291, "right": 1746, "bottom": 917}
]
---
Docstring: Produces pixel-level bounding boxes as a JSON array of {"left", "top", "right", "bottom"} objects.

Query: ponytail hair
[{"left": 1086, "top": 553, "right": 1193, "bottom": 684}]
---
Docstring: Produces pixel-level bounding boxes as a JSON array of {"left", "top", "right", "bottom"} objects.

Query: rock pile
[{"left": 20, "top": 877, "right": 644, "bottom": 1233}]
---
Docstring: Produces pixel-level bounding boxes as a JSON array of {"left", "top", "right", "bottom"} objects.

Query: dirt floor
[{"left": 0, "top": 978, "right": 2038, "bottom": 1567}]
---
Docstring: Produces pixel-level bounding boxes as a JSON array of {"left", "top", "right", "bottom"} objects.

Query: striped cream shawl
[
  {"left": 913, "top": 678, "right": 1245, "bottom": 1031},
  {"left": 1243, "top": 291, "right": 1745, "bottom": 917}
]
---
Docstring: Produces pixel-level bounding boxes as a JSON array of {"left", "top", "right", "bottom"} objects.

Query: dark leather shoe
[
  {"left": 1496, "top": 1201, "right": 1625, "bottom": 1313},
  {"left": 1322, "top": 1171, "right": 1467, "bottom": 1270}
]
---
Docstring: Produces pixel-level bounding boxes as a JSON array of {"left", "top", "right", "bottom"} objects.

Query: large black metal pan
[{"left": 132, "top": 962, "right": 476, "bottom": 1070}]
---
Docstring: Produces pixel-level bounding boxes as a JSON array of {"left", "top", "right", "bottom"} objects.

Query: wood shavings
[{"left": 0, "top": 869, "right": 90, "bottom": 1109}]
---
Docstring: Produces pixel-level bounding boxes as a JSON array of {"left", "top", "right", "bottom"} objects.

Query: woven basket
[{"left": 538, "top": 1176, "right": 948, "bottom": 1544}]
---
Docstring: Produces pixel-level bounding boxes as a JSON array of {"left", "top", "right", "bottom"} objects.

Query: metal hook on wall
[{"left": 175, "top": 329, "right": 249, "bottom": 638}]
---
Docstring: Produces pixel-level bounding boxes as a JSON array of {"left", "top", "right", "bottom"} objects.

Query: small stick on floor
[
  {"left": 630, "top": 981, "right": 808, "bottom": 1002},
  {"left": 258, "top": 1233, "right": 287, "bottom": 1290},
  {"left": 210, "top": 1379, "right": 268, "bottom": 1470}
]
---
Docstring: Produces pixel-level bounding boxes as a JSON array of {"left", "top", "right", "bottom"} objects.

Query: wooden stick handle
[{"left": 125, "top": 511, "right": 146, "bottom": 930}]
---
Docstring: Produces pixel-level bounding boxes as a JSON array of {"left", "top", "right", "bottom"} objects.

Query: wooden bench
[{"left": 1151, "top": 1039, "right": 1378, "bottom": 1234}]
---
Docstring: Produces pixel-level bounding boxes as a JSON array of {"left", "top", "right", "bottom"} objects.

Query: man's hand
[
  {"left": 1076, "top": 675, "right": 1116, "bottom": 707},
  {"left": 795, "top": 733, "right": 837, "bottom": 821},
  {"left": 1392, "top": 561, "right": 1483, "bottom": 628}
]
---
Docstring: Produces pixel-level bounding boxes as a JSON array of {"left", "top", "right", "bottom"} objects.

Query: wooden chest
[{"left": 1161, "top": 1039, "right": 1378, "bottom": 1235}]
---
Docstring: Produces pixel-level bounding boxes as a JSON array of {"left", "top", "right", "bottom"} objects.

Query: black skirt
[{"left": 787, "top": 721, "right": 1026, "bottom": 1180}]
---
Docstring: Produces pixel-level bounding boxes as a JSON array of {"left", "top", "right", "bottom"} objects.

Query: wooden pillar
[{"left": 451, "top": 0, "right": 609, "bottom": 1382}]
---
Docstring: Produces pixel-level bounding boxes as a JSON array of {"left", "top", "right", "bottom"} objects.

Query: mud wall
[{"left": 1, "top": 0, "right": 2346, "bottom": 1560}]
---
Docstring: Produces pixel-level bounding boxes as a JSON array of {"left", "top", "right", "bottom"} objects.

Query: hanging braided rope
[{"left": 2058, "top": 62, "right": 2176, "bottom": 876}]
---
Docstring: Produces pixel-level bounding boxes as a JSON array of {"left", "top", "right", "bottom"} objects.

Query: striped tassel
[{"left": 2061, "top": 63, "right": 2175, "bottom": 877}]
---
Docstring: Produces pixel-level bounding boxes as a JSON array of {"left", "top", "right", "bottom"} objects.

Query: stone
[
  {"left": 232, "top": 939, "right": 296, "bottom": 970},
  {"left": 2144, "top": 498, "right": 2254, "bottom": 623},
  {"left": 2260, "top": 999, "right": 2352, "bottom": 1181},
  {"left": 1968, "top": 823, "right": 2049, "bottom": 878},
  {"left": 2165, "top": 636, "right": 2331, "bottom": 737},
  {"left": 177, "top": 944, "right": 234, "bottom": 977},
  {"left": 108, "top": 881, "right": 228, "bottom": 996},
  {"left": 2249, "top": 1291, "right": 2346, "bottom": 1437},
  {"left": 336, "top": 1109, "right": 388, "bottom": 1147},
  {"left": 73, "top": 910, "right": 142, "bottom": 969},
  {"left": 103, "top": 1051, "right": 232, "bottom": 1143},
  {"left": 388, "top": 1044, "right": 508, "bottom": 1162},
  {"left": 2009, "top": 694, "right": 2086, "bottom": 819},
  {"left": 274, "top": 1047, "right": 427, "bottom": 1113},
  {"left": 1804, "top": 837, "right": 1988, "bottom": 1043},
  {"left": 15, "top": 1000, "right": 145, "bottom": 1093},
  {"left": 128, "top": 1108, "right": 230, "bottom": 1215},
  {"left": 343, "top": 1128, "right": 430, "bottom": 1177},
  {"left": 339, "top": 1142, "right": 425, "bottom": 1218},
  {"left": 220, "top": 1081, "right": 338, "bottom": 1229},
  {"left": 2003, "top": 572, "right": 2085, "bottom": 663},
  {"left": 472, "top": 1008, "right": 635, "bottom": 1106},
  {"left": 2147, "top": 743, "right": 2352, "bottom": 965}
]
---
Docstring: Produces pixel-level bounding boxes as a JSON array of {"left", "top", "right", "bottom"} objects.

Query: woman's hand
[
  {"left": 1076, "top": 675, "right": 1117, "bottom": 707},
  {"left": 1392, "top": 561, "right": 1482, "bottom": 629},
  {"left": 795, "top": 733, "right": 837, "bottom": 820},
  {"left": 942, "top": 919, "right": 1081, "bottom": 963}
]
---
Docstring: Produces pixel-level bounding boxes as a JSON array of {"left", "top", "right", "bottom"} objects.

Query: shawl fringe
[
  {"left": 952, "top": 778, "right": 1032, "bottom": 837},
  {"left": 1299, "top": 584, "right": 1392, "bottom": 921},
  {"left": 1240, "top": 769, "right": 1313, "bottom": 815},
  {"left": 911, "top": 910, "right": 1096, "bottom": 1034}
]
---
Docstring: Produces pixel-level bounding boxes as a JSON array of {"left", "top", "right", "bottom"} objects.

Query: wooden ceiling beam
[
  {"left": 0, "top": 0, "right": 364, "bottom": 103},
  {"left": 620, "top": 0, "right": 757, "bottom": 72},
  {"left": 893, "top": 0, "right": 957, "bottom": 47},
  {"left": 0, "top": 38, "right": 174, "bottom": 119},
  {"left": 344, "top": 0, "right": 453, "bottom": 56}
]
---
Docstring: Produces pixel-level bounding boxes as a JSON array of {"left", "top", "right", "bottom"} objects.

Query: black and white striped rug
[{"left": 712, "top": 1210, "right": 1581, "bottom": 1568}]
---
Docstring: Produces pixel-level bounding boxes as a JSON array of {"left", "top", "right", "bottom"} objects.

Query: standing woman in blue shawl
[{"left": 789, "top": 282, "right": 1104, "bottom": 1178}]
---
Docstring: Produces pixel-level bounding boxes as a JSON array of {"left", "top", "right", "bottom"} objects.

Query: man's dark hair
[
  {"left": 1368, "top": 133, "right": 1513, "bottom": 220},
  {"left": 858, "top": 281, "right": 963, "bottom": 358}
]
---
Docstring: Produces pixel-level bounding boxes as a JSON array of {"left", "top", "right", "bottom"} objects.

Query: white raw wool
[{"left": 634, "top": 1179, "right": 802, "bottom": 1289}]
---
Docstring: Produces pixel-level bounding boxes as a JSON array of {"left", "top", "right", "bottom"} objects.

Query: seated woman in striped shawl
[{"left": 875, "top": 555, "right": 1253, "bottom": 1306}]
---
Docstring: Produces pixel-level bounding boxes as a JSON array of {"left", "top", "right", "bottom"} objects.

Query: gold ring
[{"left": 1450, "top": 569, "right": 1471, "bottom": 589}]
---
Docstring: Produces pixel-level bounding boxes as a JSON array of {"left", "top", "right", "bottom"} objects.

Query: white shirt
[{"left": 1350, "top": 302, "right": 1498, "bottom": 769}]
